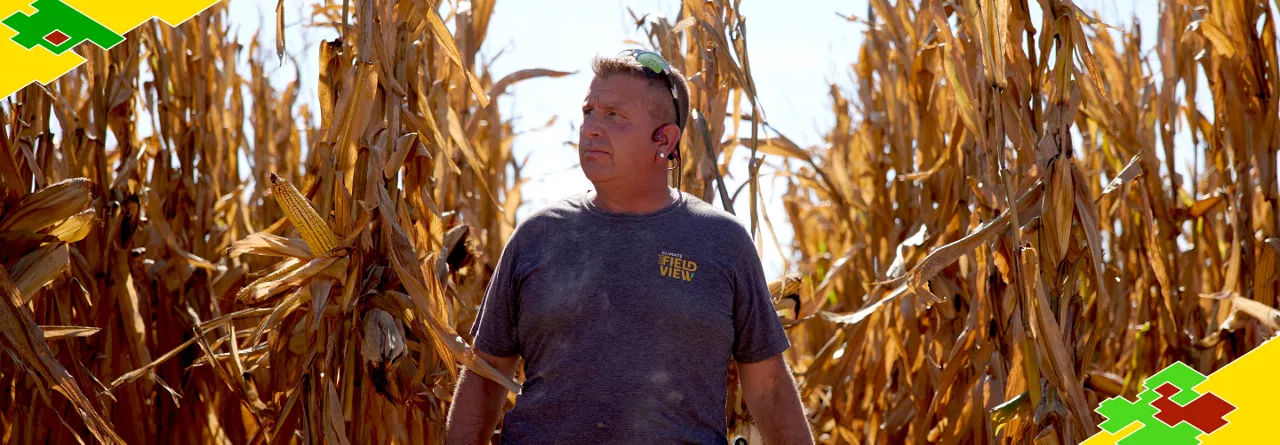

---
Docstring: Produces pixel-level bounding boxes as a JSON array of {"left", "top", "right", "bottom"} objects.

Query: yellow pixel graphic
[
  {"left": 0, "top": 0, "right": 221, "bottom": 99},
  {"left": 1082, "top": 335, "right": 1280, "bottom": 444}
]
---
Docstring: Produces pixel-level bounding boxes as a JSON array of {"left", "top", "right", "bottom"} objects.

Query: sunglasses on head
[
  {"left": 617, "top": 49, "right": 684, "bottom": 189},
  {"left": 617, "top": 49, "right": 681, "bottom": 128}
]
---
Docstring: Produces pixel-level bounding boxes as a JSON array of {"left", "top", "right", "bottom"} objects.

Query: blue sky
[{"left": 227, "top": 0, "right": 1170, "bottom": 277}]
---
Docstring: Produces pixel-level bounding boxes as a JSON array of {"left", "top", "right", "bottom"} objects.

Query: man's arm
[
  {"left": 738, "top": 354, "right": 813, "bottom": 445},
  {"left": 444, "top": 350, "right": 520, "bottom": 445}
]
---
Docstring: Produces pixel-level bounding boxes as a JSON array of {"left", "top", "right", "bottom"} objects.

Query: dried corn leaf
[
  {"left": 1202, "top": 291, "right": 1280, "bottom": 330},
  {"left": 8, "top": 243, "right": 69, "bottom": 303},
  {"left": 276, "top": 0, "right": 286, "bottom": 63},
  {"left": 1043, "top": 156, "right": 1074, "bottom": 265},
  {"left": 1099, "top": 154, "right": 1142, "bottom": 198},
  {"left": 0, "top": 268, "right": 123, "bottom": 443},
  {"left": 229, "top": 232, "right": 315, "bottom": 260},
  {"left": 1187, "top": 194, "right": 1226, "bottom": 219},
  {"left": 1024, "top": 248, "right": 1096, "bottom": 436},
  {"left": 48, "top": 208, "right": 96, "bottom": 243},
  {"left": 421, "top": 5, "right": 490, "bottom": 107},
  {"left": 237, "top": 256, "right": 339, "bottom": 305},
  {"left": 375, "top": 182, "right": 517, "bottom": 393},
  {"left": 40, "top": 326, "right": 100, "bottom": 340},
  {"left": 324, "top": 381, "right": 352, "bottom": 445},
  {"left": 0, "top": 178, "right": 92, "bottom": 233},
  {"left": 488, "top": 68, "right": 576, "bottom": 99}
]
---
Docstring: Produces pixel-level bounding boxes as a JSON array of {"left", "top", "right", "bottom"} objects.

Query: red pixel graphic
[
  {"left": 1151, "top": 383, "right": 1235, "bottom": 434},
  {"left": 43, "top": 30, "right": 68, "bottom": 45}
]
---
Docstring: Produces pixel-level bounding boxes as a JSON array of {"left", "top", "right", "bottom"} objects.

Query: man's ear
[{"left": 656, "top": 123, "right": 681, "bottom": 151}]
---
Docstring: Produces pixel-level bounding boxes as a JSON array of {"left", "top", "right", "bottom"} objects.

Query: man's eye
[{"left": 606, "top": 111, "right": 620, "bottom": 117}]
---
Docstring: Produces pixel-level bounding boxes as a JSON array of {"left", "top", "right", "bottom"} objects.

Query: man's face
[{"left": 579, "top": 74, "right": 666, "bottom": 185}]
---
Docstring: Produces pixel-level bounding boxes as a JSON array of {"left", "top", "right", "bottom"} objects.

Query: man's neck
[{"left": 590, "top": 184, "right": 678, "bottom": 214}]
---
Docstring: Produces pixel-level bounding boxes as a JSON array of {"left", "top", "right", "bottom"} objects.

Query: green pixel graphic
[
  {"left": 1095, "top": 362, "right": 1210, "bottom": 445},
  {"left": 2, "top": 0, "right": 123, "bottom": 55}
]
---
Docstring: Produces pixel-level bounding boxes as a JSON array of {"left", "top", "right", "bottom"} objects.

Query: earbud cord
[
  {"left": 657, "top": 126, "right": 682, "bottom": 191},
  {"left": 669, "top": 147, "right": 681, "bottom": 191}
]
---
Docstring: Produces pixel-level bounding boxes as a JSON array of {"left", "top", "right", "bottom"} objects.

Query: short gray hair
[{"left": 591, "top": 54, "right": 691, "bottom": 132}]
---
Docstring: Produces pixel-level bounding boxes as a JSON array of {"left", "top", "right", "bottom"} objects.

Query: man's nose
[{"left": 581, "top": 114, "right": 603, "bottom": 137}]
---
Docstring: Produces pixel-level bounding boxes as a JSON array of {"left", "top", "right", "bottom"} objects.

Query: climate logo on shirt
[{"left": 659, "top": 251, "right": 697, "bottom": 282}]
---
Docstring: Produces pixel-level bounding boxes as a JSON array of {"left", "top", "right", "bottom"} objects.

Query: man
[{"left": 445, "top": 50, "right": 813, "bottom": 445}]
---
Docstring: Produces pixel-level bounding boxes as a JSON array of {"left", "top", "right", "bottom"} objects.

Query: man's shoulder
[
  {"left": 678, "top": 193, "right": 752, "bottom": 237},
  {"left": 510, "top": 192, "right": 592, "bottom": 236}
]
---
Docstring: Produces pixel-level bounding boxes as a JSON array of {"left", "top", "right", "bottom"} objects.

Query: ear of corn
[{"left": 269, "top": 172, "right": 340, "bottom": 256}]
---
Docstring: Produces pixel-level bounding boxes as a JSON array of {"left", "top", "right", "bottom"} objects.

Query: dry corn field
[{"left": 0, "top": 0, "right": 1277, "bottom": 443}]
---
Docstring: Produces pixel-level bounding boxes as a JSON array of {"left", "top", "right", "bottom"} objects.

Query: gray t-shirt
[{"left": 469, "top": 190, "right": 791, "bottom": 444}]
